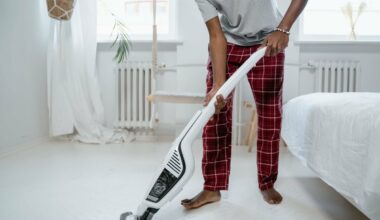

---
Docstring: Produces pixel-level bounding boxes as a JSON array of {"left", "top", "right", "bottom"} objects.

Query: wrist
[
  {"left": 277, "top": 23, "right": 291, "bottom": 31},
  {"left": 213, "top": 80, "right": 225, "bottom": 88},
  {"left": 274, "top": 27, "right": 290, "bottom": 35}
]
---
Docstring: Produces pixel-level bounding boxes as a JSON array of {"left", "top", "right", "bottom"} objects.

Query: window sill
[
  {"left": 97, "top": 38, "right": 183, "bottom": 52},
  {"left": 295, "top": 39, "right": 380, "bottom": 53},
  {"left": 294, "top": 39, "right": 380, "bottom": 46}
]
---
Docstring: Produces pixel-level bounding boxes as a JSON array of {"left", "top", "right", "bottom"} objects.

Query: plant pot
[{"left": 46, "top": 0, "right": 77, "bottom": 21}]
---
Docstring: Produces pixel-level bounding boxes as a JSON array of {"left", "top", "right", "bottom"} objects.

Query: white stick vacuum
[{"left": 120, "top": 47, "right": 267, "bottom": 220}]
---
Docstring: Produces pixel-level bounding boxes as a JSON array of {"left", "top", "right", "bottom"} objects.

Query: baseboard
[
  {"left": 129, "top": 122, "right": 193, "bottom": 142},
  {"left": 134, "top": 134, "right": 175, "bottom": 142},
  {"left": 0, "top": 136, "right": 52, "bottom": 158}
]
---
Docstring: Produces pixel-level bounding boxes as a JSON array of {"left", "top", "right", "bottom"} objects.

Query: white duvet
[{"left": 281, "top": 92, "right": 380, "bottom": 219}]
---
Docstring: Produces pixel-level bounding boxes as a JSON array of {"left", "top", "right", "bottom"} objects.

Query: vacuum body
[{"left": 121, "top": 47, "right": 267, "bottom": 220}]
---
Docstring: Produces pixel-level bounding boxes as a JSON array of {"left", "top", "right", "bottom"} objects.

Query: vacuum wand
[{"left": 120, "top": 47, "right": 266, "bottom": 220}]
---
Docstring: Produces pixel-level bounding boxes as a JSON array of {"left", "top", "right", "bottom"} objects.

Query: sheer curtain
[{"left": 47, "top": 0, "right": 131, "bottom": 144}]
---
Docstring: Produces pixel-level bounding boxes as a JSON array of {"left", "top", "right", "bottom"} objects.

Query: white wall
[{"left": 0, "top": 0, "right": 50, "bottom": 155}]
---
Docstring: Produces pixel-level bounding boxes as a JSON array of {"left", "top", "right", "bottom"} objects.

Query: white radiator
[
  {"left": 313, "top": 60, "right": 360, "bottom": 93},
  {"left": 114, "top": 62, "right": 155, "bottom": 130}
]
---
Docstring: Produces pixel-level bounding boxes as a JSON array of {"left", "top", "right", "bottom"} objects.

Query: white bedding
[{"left": 281, "top": 92, "right": 380, "bottom": 219}]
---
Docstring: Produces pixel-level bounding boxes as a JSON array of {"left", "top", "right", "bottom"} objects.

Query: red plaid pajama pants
[{"left": 202, "top": 43, "right": 285, "bottom": 191}]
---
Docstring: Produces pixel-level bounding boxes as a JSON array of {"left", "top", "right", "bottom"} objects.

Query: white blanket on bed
[{"left": 281, "top": 92, "right": 380, "bottom": 219}]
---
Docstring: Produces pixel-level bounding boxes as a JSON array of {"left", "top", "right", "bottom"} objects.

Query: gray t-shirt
[{"left": 195, "top": 0, "right": 283, "bottom": 46}]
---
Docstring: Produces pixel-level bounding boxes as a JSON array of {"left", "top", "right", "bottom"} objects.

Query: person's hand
[
  {"left": 260, "top": 31, "right": 289, "bottom": 57},
  {"left": 204, "top": 85, "right": 226, "bottom": 115}
]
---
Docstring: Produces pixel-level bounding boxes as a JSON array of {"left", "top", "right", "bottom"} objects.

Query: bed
[{"left": 281, "top": 92, "right": 380, "bottom": 219}]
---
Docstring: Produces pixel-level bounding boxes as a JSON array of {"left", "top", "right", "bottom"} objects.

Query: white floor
[{"left": 0, "top": 139, "right": 368, "bottom": 220}]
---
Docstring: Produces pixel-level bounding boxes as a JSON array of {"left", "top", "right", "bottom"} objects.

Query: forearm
[
  {"left": 209, "top": 35, "right": 227, "bottom": 87},
  {"left": 205, "top": 17, "right": 227, "bottom": 87},
  {"left": 278, "top": 0, "right": 308, "bottom": 31}
]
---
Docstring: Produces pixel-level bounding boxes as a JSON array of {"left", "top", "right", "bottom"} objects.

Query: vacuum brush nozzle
[{"left": 120, "top": 212, "right": 140, "bottom": 220}]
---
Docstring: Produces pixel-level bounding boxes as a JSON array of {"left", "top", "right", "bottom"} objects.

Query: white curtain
[{"left": 47, "top": 0, "right": 131, "bottom": 144}]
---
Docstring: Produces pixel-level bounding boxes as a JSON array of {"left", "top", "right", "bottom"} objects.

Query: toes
[
  {"left": 181, "top": 191, "right": 221, "bottom": 209},
  {"left": 261, "top": 188, "right": 283, "bottom": 205},
  {"left": 181, "top": 199, "right": 191, "bottom": 204},
  {"left": 276, "top": 197, "right": 283, "bottom": 204},
  {"left": 183, "top": 201, "right": 196, "bottom": 209},
  {"left": 269, "top": 196, "right": 282, "bottom": 204},
  {"left": 183, "top": 199, "right": 206, "bottom": 209}
]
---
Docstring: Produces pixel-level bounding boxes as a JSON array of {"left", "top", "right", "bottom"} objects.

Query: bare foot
[
  {"left": 261, "top": 188, "right": 283, "bottom": 204},
  {"left": 181, "top": 190, "right": 221, "bottom": 209}
]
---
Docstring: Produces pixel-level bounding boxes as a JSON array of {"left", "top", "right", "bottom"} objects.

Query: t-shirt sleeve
[{"left": 195, "top": 0, "right": 218, "bottom": 22}]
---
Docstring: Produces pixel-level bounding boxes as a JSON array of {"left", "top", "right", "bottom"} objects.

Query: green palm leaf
[{"left": 110, "top": 14, "right": 131, "bottom": 64}]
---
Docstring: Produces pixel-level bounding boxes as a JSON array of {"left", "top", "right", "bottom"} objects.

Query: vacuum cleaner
[{"left": 120, "top": 47, "right": 267, "bottom": 220}]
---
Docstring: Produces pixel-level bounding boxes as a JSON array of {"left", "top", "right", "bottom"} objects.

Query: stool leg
[
  {"left": 245, "top": 110, "right": 254, "bottom": 145},
  {"left": 247, "top": 110, "right": 258, "bottom": 152},
  {"left": 280, "top": 137, "right": 287, "bottom": 148}
]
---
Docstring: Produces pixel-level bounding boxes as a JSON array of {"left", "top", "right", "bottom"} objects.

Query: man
[{"left": 181, "top": 0, "right": 308, "bottom": 209}]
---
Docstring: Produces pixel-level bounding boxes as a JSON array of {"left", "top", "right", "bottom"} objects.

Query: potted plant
[{"left": 46, "top": 0, "right": 77, "bottom": 21}]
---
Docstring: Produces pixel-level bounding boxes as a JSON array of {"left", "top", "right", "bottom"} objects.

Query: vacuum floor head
[
  {"left": 120, "top": 210, "right": 156, "bottom": 220},
  {"left": 120, "top": 212, "right": 140, "bottom": 220}
]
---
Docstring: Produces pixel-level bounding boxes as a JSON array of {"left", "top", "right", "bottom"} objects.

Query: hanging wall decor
[{"left": 46, "top": 0, "right": 77, "bottom": 21}]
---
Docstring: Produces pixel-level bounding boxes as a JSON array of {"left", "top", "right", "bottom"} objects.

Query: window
[
  {"left": 300, "top": 0, "right": 380, "bottom": 41},
  {"left": 97, "top": 0, "right": 176, "bottom": 41}
]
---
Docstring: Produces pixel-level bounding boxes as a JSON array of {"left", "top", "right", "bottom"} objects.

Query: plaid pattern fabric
[{"left": 202, "top": 43, "right": 285, "bottom": 191}]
